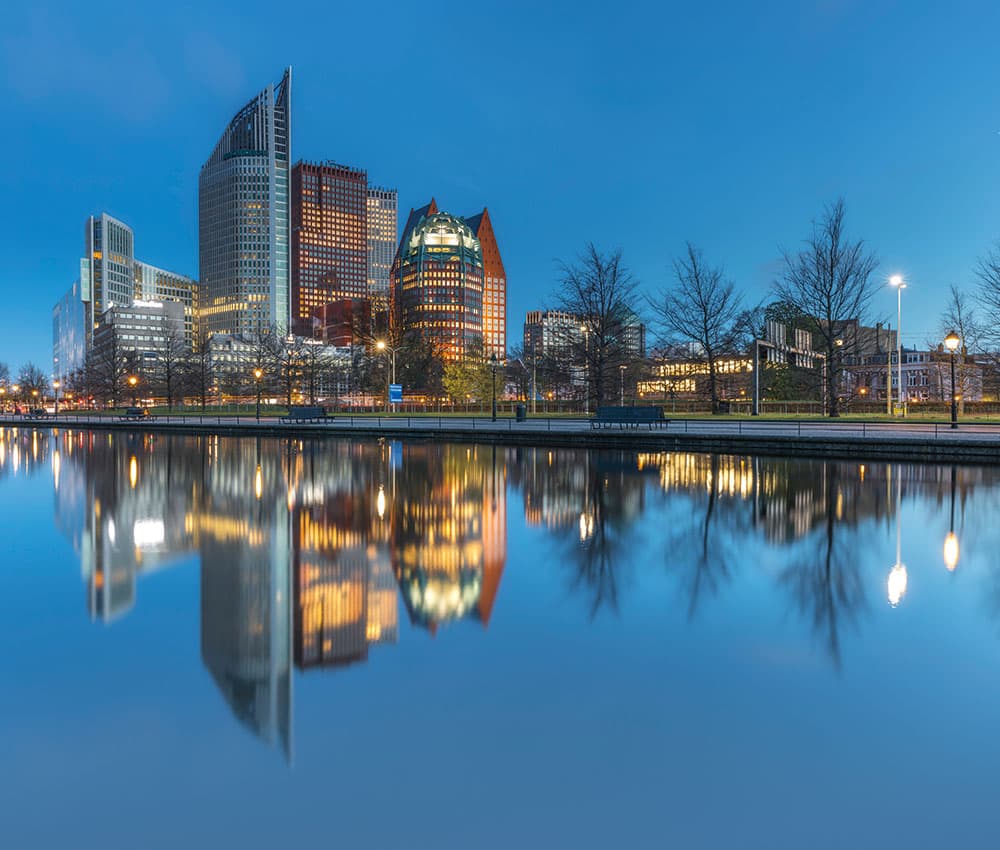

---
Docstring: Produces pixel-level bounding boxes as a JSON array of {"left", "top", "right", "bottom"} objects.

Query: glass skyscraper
[{"left": 199, "top": 67, "right": 292, "bottom": 337}]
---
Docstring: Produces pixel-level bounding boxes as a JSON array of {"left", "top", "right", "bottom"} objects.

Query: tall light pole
[
  {"left": 579, "top": 323, "right": 589, "bottom": 415},
  {"left": 944, "top": 329, "right": 960, "bottom": 429},
  {"left": 254, "top": 367, "right": 263, "bottom": 421},
  {"left": 128, "top": 374, "right": 138, "bottom": 406},
  {"left": 53, "top": 379, "right": 61, "bottom": 416},
  {"left": 376, "top": 340, "right": 398, "bottom": 413},
  {"left": 489, "top": 352, "right": 499, "bottom": 422},
  {"left": 619, "top": 364, "right": 627, "bottom": 406},
  {"left": 889, "top": 274, "right": 906, "bottom": 414}
]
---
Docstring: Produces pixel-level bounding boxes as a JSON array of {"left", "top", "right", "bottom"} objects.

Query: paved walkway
[{"left": 6, "top": 413, "right": 1000, "bottom": 445}]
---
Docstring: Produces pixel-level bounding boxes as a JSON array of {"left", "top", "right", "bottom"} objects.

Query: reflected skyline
[{"left": 24, "top": 426, "right": 1000, "bottom": 756}]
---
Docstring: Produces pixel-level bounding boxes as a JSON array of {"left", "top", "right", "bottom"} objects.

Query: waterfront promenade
[{"left": 7, "top": 412, "right": 1000, "bottom": 462}]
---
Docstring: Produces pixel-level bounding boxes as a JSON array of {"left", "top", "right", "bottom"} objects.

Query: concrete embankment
[{"left": 17, "top": 415, "right": 1000, "bottom": 464}]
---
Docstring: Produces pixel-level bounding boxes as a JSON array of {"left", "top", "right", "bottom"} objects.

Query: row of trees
[{"left": 540, "top": 198, "right": 1000, "bottom": 416}]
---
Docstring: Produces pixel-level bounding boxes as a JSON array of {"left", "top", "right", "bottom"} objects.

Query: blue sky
[{"left": 3, "top": 0, "right": 999, "bottom": 372}]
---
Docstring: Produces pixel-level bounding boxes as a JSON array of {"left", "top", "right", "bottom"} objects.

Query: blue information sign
[{"left": 389, "top": 384, "right": 403, "bottom": 404}]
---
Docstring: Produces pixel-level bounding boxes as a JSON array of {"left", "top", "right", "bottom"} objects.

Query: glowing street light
[
  {"left": 375, "top": 340, "right": 400, "bottom": 413},
  {"left": 944, "top": 329, "right": 960, "bottom": 429},
  {"left": 888, "top": 275, "right": 907, "bottom": 415},
  {"left": 253, "top": 367, "right": 264, "bottom": 421},
  {"left": 127, "top": 374, "right": 139, "bottom": 406}
]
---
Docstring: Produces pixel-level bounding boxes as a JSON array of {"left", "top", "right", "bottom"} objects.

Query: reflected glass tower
[{"left": 199, "top": 68, "right": 292, "bottom": 336}]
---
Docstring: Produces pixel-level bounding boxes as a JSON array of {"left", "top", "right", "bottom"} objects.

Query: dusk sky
[{"left": 3, "top": 0, "right": 1000, "bottom": 372}]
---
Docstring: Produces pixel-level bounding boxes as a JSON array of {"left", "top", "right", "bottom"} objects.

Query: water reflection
[{"left": 14, "top": 426, "right": 997, "bottom": 759}]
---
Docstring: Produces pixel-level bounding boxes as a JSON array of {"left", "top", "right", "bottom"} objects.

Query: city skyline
[{"left": 6, "top": 4, "right": 1000, "bottom": 373}]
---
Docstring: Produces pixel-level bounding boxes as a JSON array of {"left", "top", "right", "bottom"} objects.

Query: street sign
[{"left": 389, "top": 384, "right": 403, "bottom": 404}]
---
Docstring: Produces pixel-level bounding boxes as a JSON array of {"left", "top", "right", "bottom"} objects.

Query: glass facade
[
  {"left": 392, "top": 210, "right": 484, "bottom": 362},
  {"left": 366, "top": 187, "right": 398, "bottom": 303},
  {"left": 199, "top": 68, "right": 292, "bottom": 337}
]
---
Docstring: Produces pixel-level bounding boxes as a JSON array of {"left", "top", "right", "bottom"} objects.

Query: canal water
[{"left": 1, "top": 428, "right": 997, "bottom": 849}]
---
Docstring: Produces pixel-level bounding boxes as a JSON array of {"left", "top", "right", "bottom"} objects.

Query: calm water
[{"left": 2, "top": 428, "right": 998, "bottom": 849}]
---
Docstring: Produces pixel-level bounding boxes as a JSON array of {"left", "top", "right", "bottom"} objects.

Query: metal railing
[{"left": 3, "top": 412, "right": 1000, "bottom": 442}]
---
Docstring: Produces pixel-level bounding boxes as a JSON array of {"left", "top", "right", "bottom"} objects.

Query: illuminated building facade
[
  {"left": 367, "top": 186, "right": 398, "bottom": 304},
  {"left": 134, "top": 262, "right": 199, "bottom": 348},
  {"left": 464, "top": 209, "right": 506, "bottom": 358},
  {"left": 523, "top": 310, "right": 584, "bottom": 362},
  {"left": 291, "top": 161, "right": 368, "bottom": 329},
  {"left": 53, "top": 214, "right": 198, "bottom": 382},
  {"left": 199, "top": 67, "right": 292, "bottom": 337},
  {"left": 392, "top": 201, "right": 485, "bottom": 362}
]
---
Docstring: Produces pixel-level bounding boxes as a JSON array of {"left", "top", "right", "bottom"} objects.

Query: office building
[
  {"left": 392, "top": 200, "right": 485, "bottom": 362},
  {"left": 92, "top": 300, "right": 186, "bottom": 379},
  {"left": 367, "top": 186, "right": 398, "bottom": 304},
  {"left": 54, "top": 214, "right": 197, "bottom": 383},
  {"left": 134, "top": 262, "right": 199, "bottom": 347},
  {"left": 464, "top": 209, "right": 506, "bottom": 358},
  {"left": 523, "top": 310, "right": 584, "bottom": 361},
  {"left": 53, "top": 281, "right": 87, "bottom": 383},
  {"left": 291, "top": 161, "right": 368, "bottom": 330},
  {"left": 199, "top": 67, "right": 292, "bottom": 337}
]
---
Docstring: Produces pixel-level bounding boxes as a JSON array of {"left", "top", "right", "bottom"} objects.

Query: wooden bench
[
  {"left": 24, "top": 407, "right": 53, "bottom": 421},
  {"left": 280, "top": 405, "right": 327, "bottom": 424},
  {"left": 591, "top": 406, "right": 669, "bottom": 430}
]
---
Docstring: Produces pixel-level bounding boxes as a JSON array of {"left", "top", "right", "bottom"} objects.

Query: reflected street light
[
  {"left": 944, "top": 329, "right": 960, "bottom": 429},
  {"left": 889, "top": 275, "right": 906, "bottom": 415},
  {"left": 944, "top": 465, "right": 960, "bottom": 572},
  {"left": 887, "top": 464, "right": 908, "bottom": 607}
]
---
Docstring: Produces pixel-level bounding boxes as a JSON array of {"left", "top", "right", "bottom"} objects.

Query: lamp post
[
  {"left": 944, "top": 329, "right": 960, "bottom": 429},
  {"left": 253, "top": 367, "right": 263, "bottom": 421},
  {"left": 376, "top": 340, "right": 399, "bottom": 413},
  {"left": 53, "top": 380, "right": 61, "bottom": 416},
  {"left": 579, "top": 323, "right": 589, "bottom": 415},
  {"left": 889, "top": 274, "right": 906, "bottom": 414},
  {"left": 489, "top": 352, "right": 499, "bottom": 422},
  {"left": 619, "top": 364, "right": 627, "bottom": 406},
  {"left": 127, "top": 374, "right": 138, "bottom": 406}
]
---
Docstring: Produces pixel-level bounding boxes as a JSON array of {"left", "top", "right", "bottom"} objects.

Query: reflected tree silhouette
[
  {"left": 664, "top": 454, "right": 750, "bottom": 618},
  {"left": 558, "top": 455, "right": 646, "bottom": 619},
  {"left": 776, "top": 463, "right": 867, "bottom": 670}
]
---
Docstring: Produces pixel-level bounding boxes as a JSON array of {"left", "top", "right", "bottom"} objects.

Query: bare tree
[
  {"left": 935, "top": 284, "right": 983, "bottom": 405},
  {"left": 154, "top": 324, "right": 187, "bottom": 409},
  {"left": 184, "top": 331, "right": 214, "bottom": 412},
  {"left": 774, "top": 199, "right": 879, "bottom": 417},
  {"left": 554, "top": 244, "right": 640, "bottom": 408},
  {"left": 651, "top": 243, "right": 754, "bottom": 413}
]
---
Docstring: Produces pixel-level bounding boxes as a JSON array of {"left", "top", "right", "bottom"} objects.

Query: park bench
[
  {"left": 24, "top": 407, "right": 53, "bottom": 421},
  {"left": 119, "top": 407, "right": 152, "bottom": 422},
  {"left": 591, "top": 406, "right": 669, "bottom": 430},
  {"left": 280, "top": 405, "right": 327, "bottom": 424}
]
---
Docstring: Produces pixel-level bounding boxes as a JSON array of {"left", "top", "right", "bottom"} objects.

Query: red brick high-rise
[
  {"left": 291, "top": 161, "right": 368, "bottom": 330},
  {"left": 464, "top": 208, "right": 506, "bottom": 359}
]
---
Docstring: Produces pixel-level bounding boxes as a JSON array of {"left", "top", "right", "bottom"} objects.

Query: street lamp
[
  {"left": 889, "top": 274, "right": 906, "bottom": 415},
  {"left": 127, "top": 374, "right": 138, "bottom": 406},
  {"left": 489, "top": 352, "right": 499, "bottom": 422},
  {"left": 619, "top": 364, "right": 627, "bottom": 406},
  {"left": 579, "top": 323, "right": 590, "bottom": 415},
  {"left": 253, "top": 367, "right": 264, "bottom": 421},
  {"left": 944, "top": 329, "right": 960, "bottom": 429},
  {"left": 376, "top": 339, "right": 399, "bottom": 413},
  {"left": 53, "top": 379, "right": 61, "bottom": 416}
]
